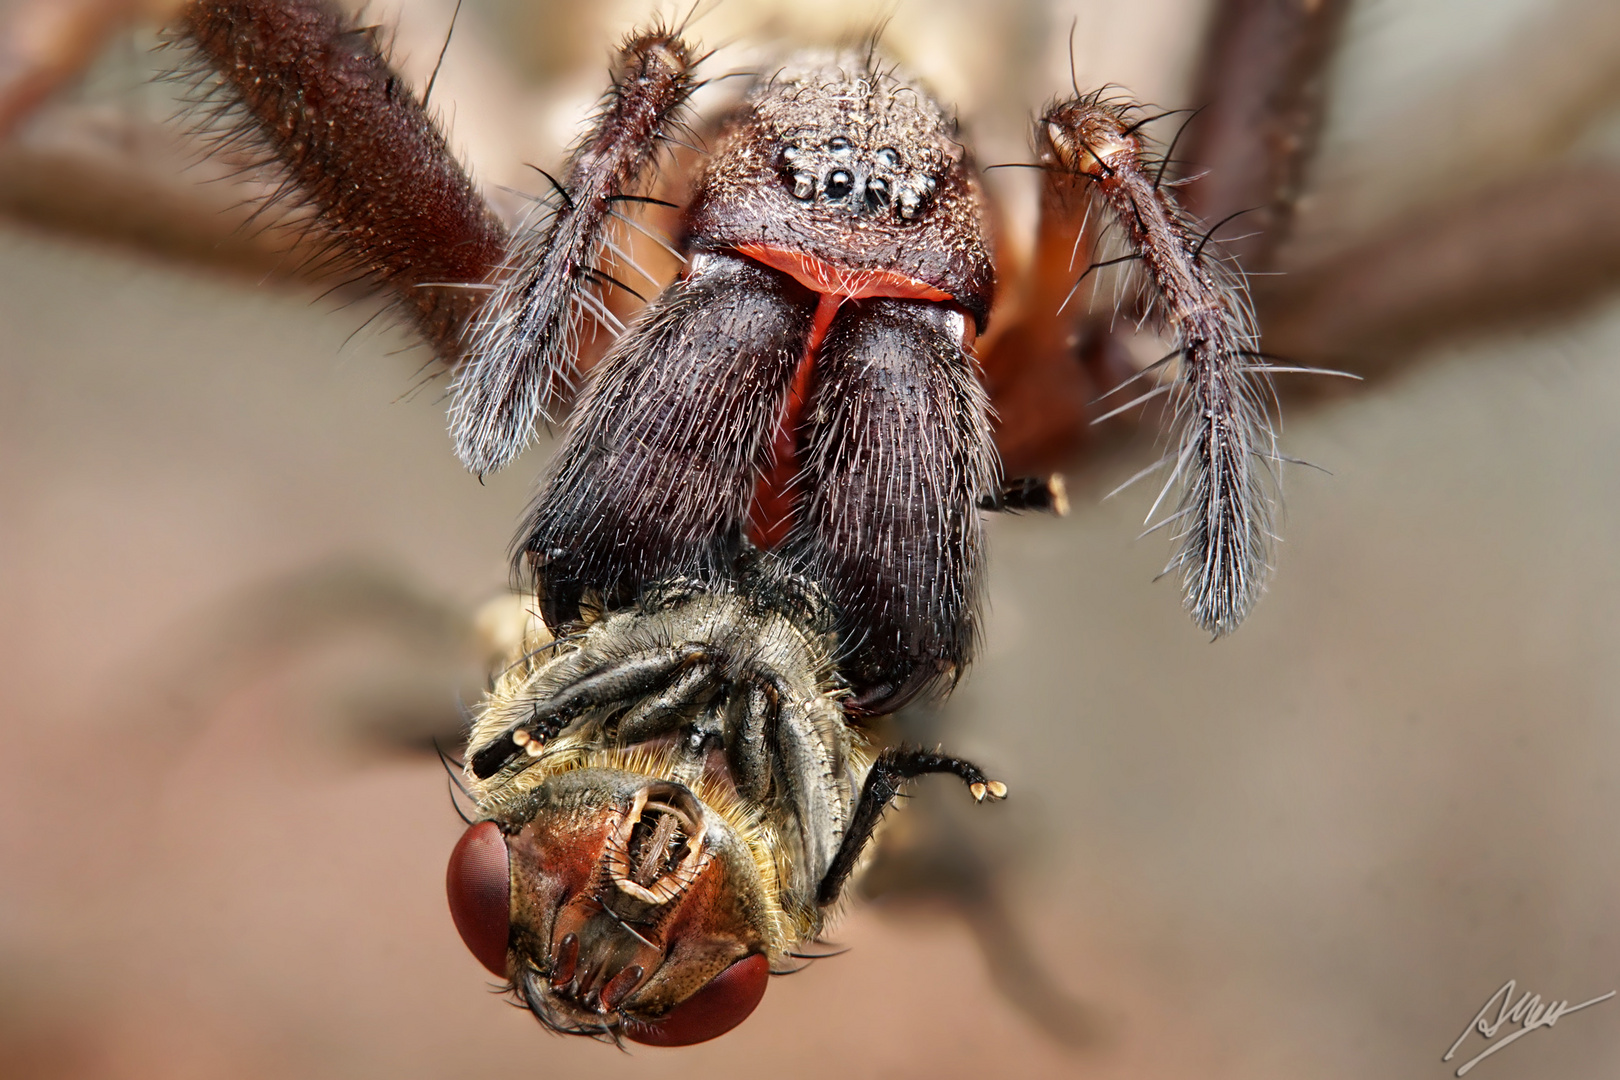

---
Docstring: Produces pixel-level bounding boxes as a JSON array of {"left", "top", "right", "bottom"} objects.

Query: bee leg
[
  {"left": 470, "top": 646, "right": 713, "bottom": 778},
  {"left": 519, "top": 254, "right": 818, "bottom": 628},
  {"left": 771, "top": 683, "right": 850, "bottom": 884},
  {"left": 978, "top": 474, "right": 1069, "bottom": 516},
  {"left": 815, "top": 746, "right": 1006, "bottom": 908},
  {"left": 613, "top": 661, "right": 717, "bottom": 746},
  {"left": 790, "top": 298, "right": 995, "bottom": 715},
  {"left": 722, "top": 679, "right": 776, "bottom": 802}
]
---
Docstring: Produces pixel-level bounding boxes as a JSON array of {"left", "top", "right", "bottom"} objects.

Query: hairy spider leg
[
  {"left": 176, "top": 0, "right": 507, "bottom": 359},
  {"left": 452, "top": 25, "right": 700, "bottom": 475}
]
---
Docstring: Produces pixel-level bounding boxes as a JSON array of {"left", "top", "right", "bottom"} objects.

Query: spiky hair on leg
[
  {"left": 169, "top": 0, "right": 508, "bottom": 360},
  {"left": 450, "top": 22, "right": 704, "bottom": 476},
  {"left": 1040, "top": 92, "right": 1280, "bottom": 636}
]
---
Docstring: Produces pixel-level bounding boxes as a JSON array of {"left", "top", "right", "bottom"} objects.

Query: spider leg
[
  {"left": 450, "top": 23, "right": 701, "bottom": 475},
  {"left": 982, "top": 0, "right": 1350, "bottom": 475},
  {"left": 518, "top": 254, "right": 818, "bottom": 628},
  {"left": 1036, "top": 97, "right": 1277, "bottom": 635},
  {"left": 0, "top": 0, "right": 185, "bottom": 139},
  {"left": 174, "top": 0, "right": 507, "bottom": 362},
  {"left": 1245, "top": 1, "right": 1620, "bottom": 382},
  {"left": 978, "top": 146, "right": 1139, "bottom": 475},
  {"left": 816, "top": 745, "right": 1005, "bottom": 908},
  {"left": 786, "top": 298, "right": 995, "bottom": 715},
  {"left": 1177, "top": 0, "right": 1353, "bottom": 269},
  {"left": 1261, "top": 165, "right": 1620, "bottom": 379}
]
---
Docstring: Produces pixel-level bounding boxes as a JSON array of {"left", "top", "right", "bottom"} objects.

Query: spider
[
  {"left": 3, "top": 0, "right": 1620, "bottom": 1075},
  {"left": 204, "top": 0, "right": 1357, "bottom": 1028},
  {"left": 108, "top": 0, "right": 1291, "bottom": 1044}
]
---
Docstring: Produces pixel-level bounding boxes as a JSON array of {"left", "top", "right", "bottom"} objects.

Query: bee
[{"left": 448, "top": 550, "right": 1004, "bottom": 1044}]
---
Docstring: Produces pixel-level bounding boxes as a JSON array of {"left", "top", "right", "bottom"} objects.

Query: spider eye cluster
[{"left": 779, "top": 138, "right": 936, "bottom": 220}]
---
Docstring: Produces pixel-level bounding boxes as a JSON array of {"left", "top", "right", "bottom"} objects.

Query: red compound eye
[
  {"left": 446, "top": 821, "right": 511, "bottom": 977},
  {"left": 622, "top": 953, "right": 769, "bottom": 1047}
]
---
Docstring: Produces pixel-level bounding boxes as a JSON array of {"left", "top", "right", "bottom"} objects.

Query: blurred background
[{"left": 2, "top": 0, "right": 1619, "bottom": 1076}]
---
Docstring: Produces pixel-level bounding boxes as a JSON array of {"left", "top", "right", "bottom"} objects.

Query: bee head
[{"left": 447, "top": 770, "right": 775, "bottom": 1045}]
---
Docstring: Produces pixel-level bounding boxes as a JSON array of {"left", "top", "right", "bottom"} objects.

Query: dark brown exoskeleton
[{"left": 166, "top": 0, "right": 1290, "bottom": 1048}]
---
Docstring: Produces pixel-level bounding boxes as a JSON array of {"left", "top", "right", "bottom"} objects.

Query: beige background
[{"left": 3, "top": 0, "right": 1619, "bottom": 1076}]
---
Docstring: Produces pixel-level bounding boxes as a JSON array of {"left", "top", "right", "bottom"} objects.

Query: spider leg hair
[
  {"left": 172, "top": 0, "right": 507, "bottom": 360},
  {"left": 517, "top": 254, "right": 818, "bottom": 628},
  {"left": 785, "top": 299, "right": 996, "bottom": 715},
  {"left": 1041, "top": 93, "right": 1278, "bottom": 635},
  {"left": 451, "top": 22, "right": 702, "bottom": 475}
]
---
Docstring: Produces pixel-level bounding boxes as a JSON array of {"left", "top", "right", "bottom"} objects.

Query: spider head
[
  {"left": 448, "top": 772, "right": 772, "bottom": 1044},
  {"left": 777, "top": 137, "right": 941, "bottom": 221}
]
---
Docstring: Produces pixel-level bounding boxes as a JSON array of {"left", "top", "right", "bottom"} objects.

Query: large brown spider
[
  {"left": 136, "top": 0, "right": 1317, "bottom": 1041},
  {"left": 3, "top": 0, "right": 1619, "bottom": 1074}
]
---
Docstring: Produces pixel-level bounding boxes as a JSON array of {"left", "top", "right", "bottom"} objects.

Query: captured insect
[
  {"left": 146, "top": 0, "right": 1312, "bottom": 1045},
  {"left": 448, "top": 550, "right": 1007, "bottom": 1043}
]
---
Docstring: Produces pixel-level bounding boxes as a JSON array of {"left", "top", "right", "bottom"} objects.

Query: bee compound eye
[
  {"left": 621, "top": 953, "right": 770, "bottom": 1046},
  {"left": 446, "top": 821, "right": 511, "bottom": 977}
]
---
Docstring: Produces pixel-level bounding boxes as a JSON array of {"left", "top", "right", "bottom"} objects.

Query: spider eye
[
  {"left": 446, "top": 821, "right": 511, "bottom": 977},
  {"left": 621, "top": 953, "right": 770, "bottom": 1046}
]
